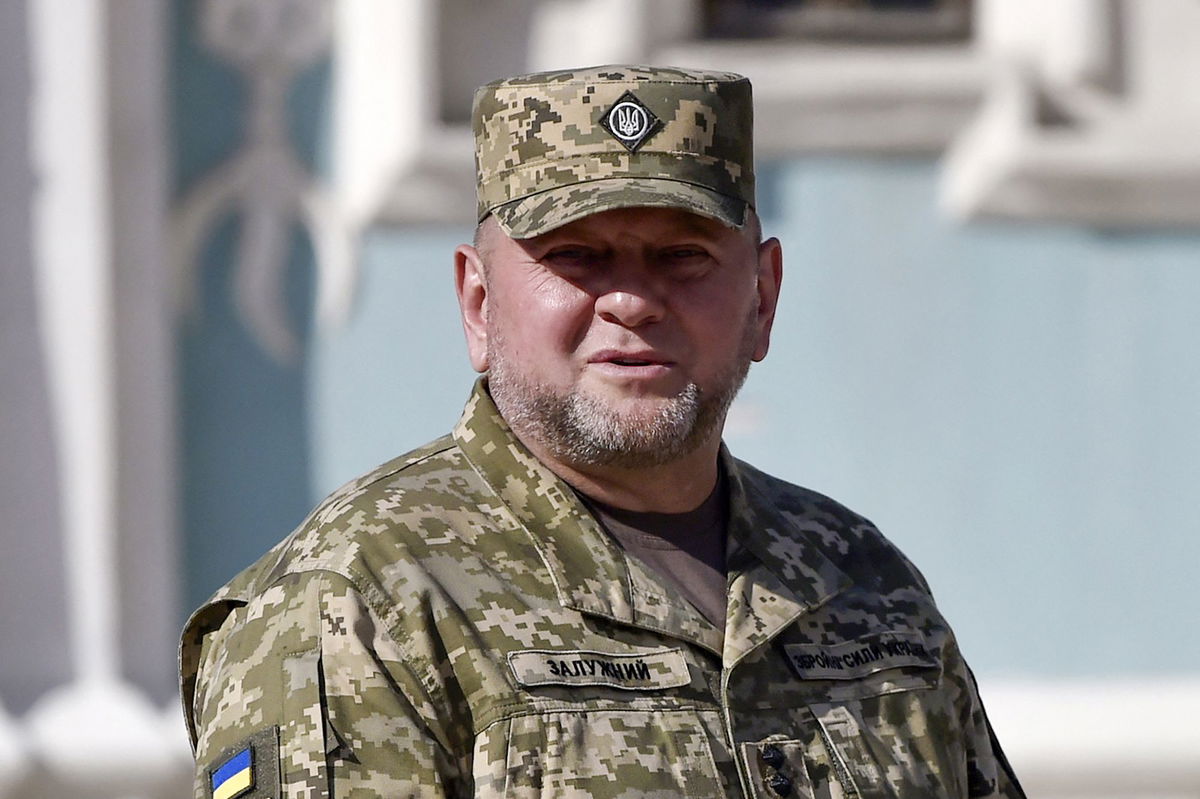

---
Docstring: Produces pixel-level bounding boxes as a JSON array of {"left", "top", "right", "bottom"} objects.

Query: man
[{"left": 181, "top": 65, "right": 1024, "bottom": 799}]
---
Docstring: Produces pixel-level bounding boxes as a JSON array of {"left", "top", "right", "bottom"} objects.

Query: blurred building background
[{"left": 1, "top": 0, "right": 1198, "bottom": 796}]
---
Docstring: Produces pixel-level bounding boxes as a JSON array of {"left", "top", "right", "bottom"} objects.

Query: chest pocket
[
  {"left": 472, "top": 708, "right": 728, "bottom": 799},
  {"left": 742, "top": 678, "right": 961, "bottom": 799},
  {"left": 744, "top": 631, "right": 965, "bottom": 799},
  {"left": 812, "top": 685, "right": 967, "bottom": 799}
]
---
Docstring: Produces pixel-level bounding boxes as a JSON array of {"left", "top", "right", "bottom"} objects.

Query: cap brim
[{"left": 489, "top": 177, "right": 747, "bottom": 239}]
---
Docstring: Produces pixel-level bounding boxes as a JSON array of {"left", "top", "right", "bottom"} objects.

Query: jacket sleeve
[
  {"left": 965, "top": 665, "right": 1027, "bottom": 799},
  {"left": 184, "top": 569, "right": 466, "bottom": 798},
  {"left": 943, "top": 637, "right": 1027, "bottom": 799},
  {"left": 869, "top": 531, "right": 1026, "bottom": 799}
]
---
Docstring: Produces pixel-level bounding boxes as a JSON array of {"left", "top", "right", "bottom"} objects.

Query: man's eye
[
  {"left": 544, "top": 248, "right": 596, "bottom": 265},
  {"left": 659, "top": 248, "right": 712, "bottom": 274}
]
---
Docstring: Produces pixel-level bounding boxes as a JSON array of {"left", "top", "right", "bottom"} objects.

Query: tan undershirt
[{"left": 580, "top": 472, "right": 728, "bottom": 630}]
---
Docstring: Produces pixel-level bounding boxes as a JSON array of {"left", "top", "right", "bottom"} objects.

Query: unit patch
[
  {"left": 600, "top": 91, "right": 662, "bottom": 152},
  {"left": 207, "top": 727, "right": 280, "bottom": 799},
  {"left": 784, "top": 631, "right": 938, "bottom": 681},
  {"left": 509, "top": 648, "right": 689, "bottom": 690}
]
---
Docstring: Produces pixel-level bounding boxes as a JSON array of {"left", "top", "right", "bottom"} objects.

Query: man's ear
[
  {"left": 751, "top": 236, "right": 783, "bottom": 363},
  {"left": 454, "top": 244, "right": 489, "bottom": 372}
]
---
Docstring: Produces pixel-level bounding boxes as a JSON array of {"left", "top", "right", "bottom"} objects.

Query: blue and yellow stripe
[{"left": 211, "top": 746, "right": 254, "bottom": 799}]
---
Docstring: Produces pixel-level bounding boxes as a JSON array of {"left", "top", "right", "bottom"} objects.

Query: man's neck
[{"left": 518, "top": 434, "right": 722, "bottom": 514}]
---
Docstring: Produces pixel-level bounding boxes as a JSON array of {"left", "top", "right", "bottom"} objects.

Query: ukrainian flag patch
[
  {"left": 207, "top": 727, "right": 279, "bottom": 799},
  {"left": 211, "top": 746, "right": 253, "bottom": 799}
]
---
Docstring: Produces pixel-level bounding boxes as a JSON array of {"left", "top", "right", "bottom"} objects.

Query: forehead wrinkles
[{"left": 475, "top": 207, "right": 761, "bottom": 276}]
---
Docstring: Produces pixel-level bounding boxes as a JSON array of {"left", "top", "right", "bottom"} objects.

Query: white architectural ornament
[
  {"left": 173, "top": 0, "right": 353, "bottom": 364},
  {"left": 333, "top": 0, "right": 703, "bottom": 231},
  {"left": 0, "top": 700, "right": 28, "bottom": 799},
  {"left": 27, "top": 683, "right": 182, "bottom": 797},
  {"left": 659, "top": 40, "right": 985, "bottom": 156},
  {"left": 342, "top": 0, "right": 1200, "bottom": 231},
  {"left": 943, "top": 0, "right": 1200, "bottom": 227},
  {"left": 334, "top": 0, "right": 985, "bottom": 232}
]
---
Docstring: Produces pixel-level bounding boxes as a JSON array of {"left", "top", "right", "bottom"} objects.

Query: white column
[
  {"left": 335, "top": 0, "right": 432, "bottom": 232},
  {"left": 29, "top": 0, "right": 118, "bottom": 692},
  {"left": 24, "top": 0, "right": 182, "bottom": 794},
  {"left": 334, "top": 0, "right": 452, "bottom": 230}
]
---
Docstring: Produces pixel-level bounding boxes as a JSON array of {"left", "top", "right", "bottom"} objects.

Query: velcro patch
[
  {"left": 784, "top": 631, "right": 937, "bottom": 681},
  {"left": 208, "top": 727, "right": 280, "bottom": 799},
  {"left": 509, "top": 648, "right": 689, "bottom": 691}
]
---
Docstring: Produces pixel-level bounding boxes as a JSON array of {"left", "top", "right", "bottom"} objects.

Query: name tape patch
[
  {"left": 784, "top": 631, "right": 937, "bottom": 681},
  {"left": 509, "top": 648, "right": 689, "bottom": 691}
]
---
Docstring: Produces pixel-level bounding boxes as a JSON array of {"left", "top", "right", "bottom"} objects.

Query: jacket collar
[
  {"left": 722, "top": 451, "right": 853, "bottom": 667},
  {"left": 453, "top": 379, "right": 850, "bottom": 662}
]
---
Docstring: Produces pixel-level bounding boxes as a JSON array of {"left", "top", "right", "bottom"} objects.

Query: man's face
[{"left": 456, "top": 207, "right": 782, "bottom": 470}]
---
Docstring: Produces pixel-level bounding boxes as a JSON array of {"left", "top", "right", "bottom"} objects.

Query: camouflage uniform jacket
[{"left": 181, "top": 381, "right": 1024, "bottom": 799}]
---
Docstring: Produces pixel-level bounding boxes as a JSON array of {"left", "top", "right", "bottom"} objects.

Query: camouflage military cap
[{"left": 473, "top": 64, "right": 755, "bottom": 238}]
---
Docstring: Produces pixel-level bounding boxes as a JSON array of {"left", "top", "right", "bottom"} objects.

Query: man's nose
[{"left": 593, "top": 276, "right": 666, "bottom": 328}]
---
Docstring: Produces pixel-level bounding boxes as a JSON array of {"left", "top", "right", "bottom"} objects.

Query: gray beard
[{"left": 487, "top": 341, "right": 752, "bottom": 470}]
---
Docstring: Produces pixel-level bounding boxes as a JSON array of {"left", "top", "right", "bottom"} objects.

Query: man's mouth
[{"left": 590, "top": 349, "right": 672, "bottom": 368}]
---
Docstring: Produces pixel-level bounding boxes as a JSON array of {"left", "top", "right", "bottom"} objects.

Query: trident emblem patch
[{"left": 601, "top": 91, "right": 662, "bottom": 152}]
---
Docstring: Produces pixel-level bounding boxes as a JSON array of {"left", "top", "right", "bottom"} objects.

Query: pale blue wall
[
  {"left": 308, "top": 227, "right": 477, "bottom": 496},
  {"left": 735, "top": 158, "right": 1200, "bottom": 678}
]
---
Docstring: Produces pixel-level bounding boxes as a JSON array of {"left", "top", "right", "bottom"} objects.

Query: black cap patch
[{"left": 600, "top": 91, "right": 662, "bottom": 152}]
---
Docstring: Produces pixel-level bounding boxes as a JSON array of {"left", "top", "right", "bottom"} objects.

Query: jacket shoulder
[
  {"left": 734, "top": 458, "right": 934, "bottom": 596},
  {"left": 231, "top": 434, "right": 464, "bottom": 598},
  {"left": 179, "top": 434, "right": 471, "bottom": 743}
]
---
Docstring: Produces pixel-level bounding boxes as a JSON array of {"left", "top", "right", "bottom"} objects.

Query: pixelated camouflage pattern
[
  {"left": 473, "top": 65, "right": 754, "bottom": 237},
  {"left": 181, "top": 380, "right": 1025, "bottom": 799}
]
